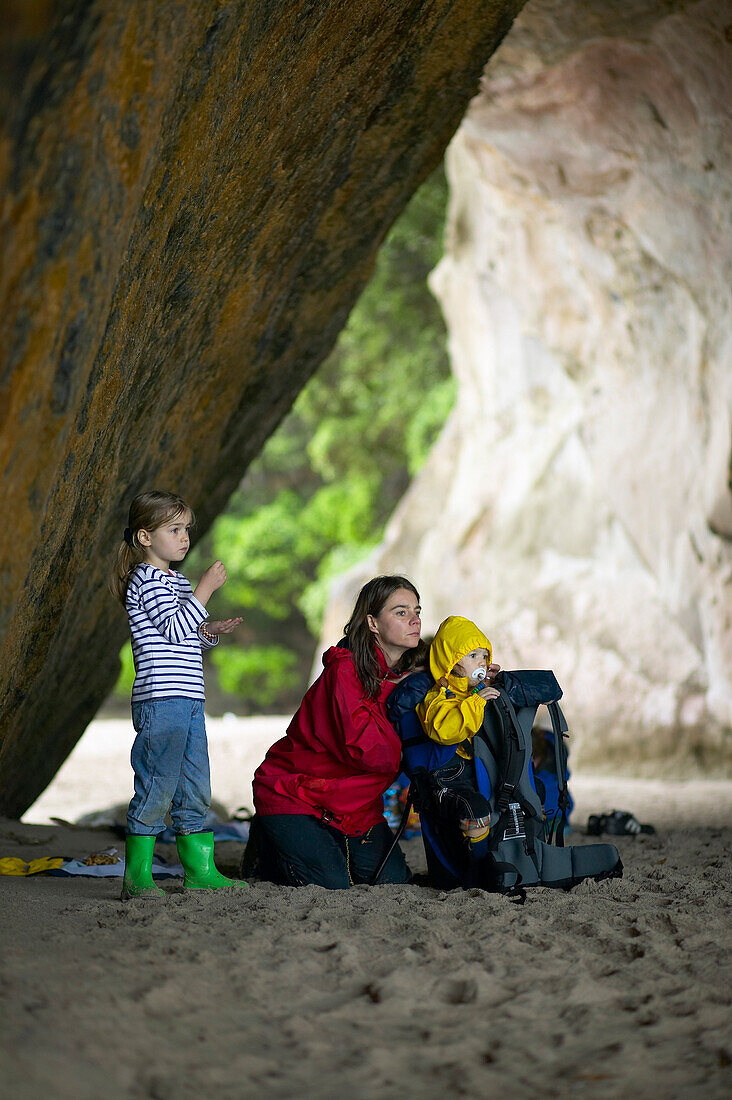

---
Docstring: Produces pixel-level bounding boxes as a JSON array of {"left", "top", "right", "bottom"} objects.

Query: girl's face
[
  {"left": 452, "top": 648, "right": 490, "bottom": 681},
  {"left": 367, "top": 587, "right": 422, "bottom": 663},
  {"left": 138, "top": 510, "right": 192, "bottom": 570}
]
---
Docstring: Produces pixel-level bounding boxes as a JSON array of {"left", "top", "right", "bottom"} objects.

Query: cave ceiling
[{"left": 0, "top": 0, "right": 526, "bottom": 816}]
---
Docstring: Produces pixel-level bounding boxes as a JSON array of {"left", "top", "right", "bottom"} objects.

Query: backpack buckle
[{"left": 502, "top": 802, "right": 526, "bottom": 841}]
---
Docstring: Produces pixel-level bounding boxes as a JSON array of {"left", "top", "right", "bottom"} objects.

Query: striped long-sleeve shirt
[{"left": 126, "top": 564, "right": 218, "bottom": 703}]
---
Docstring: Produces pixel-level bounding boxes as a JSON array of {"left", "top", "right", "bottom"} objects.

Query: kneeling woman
[{"left": 252, "top": 575, "right": 422, "bottom": 888}]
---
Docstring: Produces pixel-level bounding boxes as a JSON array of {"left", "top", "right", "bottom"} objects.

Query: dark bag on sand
[{"left": 385, "top": 671, "right": 622, "bottom": 897}]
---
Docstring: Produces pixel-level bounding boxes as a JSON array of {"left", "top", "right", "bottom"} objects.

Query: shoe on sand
[
  {"left": 121, "top": 835, "right": 165, "bottom": 900},
  {"left": 176, "top": 831, "right": 248, "bottom": 889},
  {"left": 587, "top": 810, "right": 655, "bottom": 837}
]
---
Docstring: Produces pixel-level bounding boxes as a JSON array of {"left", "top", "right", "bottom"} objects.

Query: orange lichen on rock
[{"left": 0, "top": 0, "right": 525, "bottom": 815}]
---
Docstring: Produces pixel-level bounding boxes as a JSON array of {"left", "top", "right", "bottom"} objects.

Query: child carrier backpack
[{"left": 381, "top": 670, "right": 622, "bottom": 897}]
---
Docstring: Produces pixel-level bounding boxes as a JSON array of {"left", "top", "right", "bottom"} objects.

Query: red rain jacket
[{"left": 253, "top": 646, "right": 402, "bottom": 835}]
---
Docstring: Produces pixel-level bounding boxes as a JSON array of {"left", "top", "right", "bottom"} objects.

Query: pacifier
[{"left": 470, "top": 667, "right": 487, "bottom": 694}]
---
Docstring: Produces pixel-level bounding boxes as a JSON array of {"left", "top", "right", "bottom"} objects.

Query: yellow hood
[{"left": 429, "top": 616, "right": 492, "bottom": 692}]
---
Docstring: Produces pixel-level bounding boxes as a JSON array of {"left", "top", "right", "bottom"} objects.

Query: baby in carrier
[
  {"left": 416, "top": 616, "right": 501, "bottom": 862},
  {"left": 401, "top": 615, "right": 623, "bottom": 893}
]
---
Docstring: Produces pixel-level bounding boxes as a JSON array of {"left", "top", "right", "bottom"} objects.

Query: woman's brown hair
[
  {"left": 109, "top": 490, "right": 194, "bottom": 605},
  {"left": 343, "top": 575, "right": 422, "bottom": 699}
]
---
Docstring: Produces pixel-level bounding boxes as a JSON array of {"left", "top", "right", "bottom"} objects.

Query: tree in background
[{"left": 114, "top": 166, "right": 453, "bottom": 713}]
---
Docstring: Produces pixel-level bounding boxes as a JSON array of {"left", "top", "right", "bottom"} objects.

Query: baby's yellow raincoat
[{"left": 417, "top": 616, "right": 493, "bottom": 758}]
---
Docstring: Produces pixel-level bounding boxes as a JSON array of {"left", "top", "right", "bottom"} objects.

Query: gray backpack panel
[{"left": 474, "top": 691, "right": 622, "bottom": 893}]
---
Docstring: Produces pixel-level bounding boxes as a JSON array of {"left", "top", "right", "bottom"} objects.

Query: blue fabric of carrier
[{"left": 493, "top": 669, "right": 563, "bottom": 707}]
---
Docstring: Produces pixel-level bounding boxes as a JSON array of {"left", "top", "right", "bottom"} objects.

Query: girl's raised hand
[
  {"left": 195, "top": 560, "right": 228, "bottom": 605},
  {"left": 201, "top": 560, "right": 227, "bottom": 590},
  {"left": 207, "top": 618, "right": 243, "bottom": 636}
]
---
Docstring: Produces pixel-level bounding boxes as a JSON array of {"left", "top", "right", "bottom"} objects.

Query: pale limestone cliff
[{"left": 323, "top": 0, "right": 732, "bottom": 772}]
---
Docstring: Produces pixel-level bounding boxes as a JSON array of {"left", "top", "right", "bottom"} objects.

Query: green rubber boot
[
  {"left": 176, "top": 831, "right": 246, "bottom": 890},
  {"left": 121, "top": 835, "right": 165, "bottom": 900}
]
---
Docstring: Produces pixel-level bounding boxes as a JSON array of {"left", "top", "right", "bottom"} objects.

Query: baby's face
[{"left": 452, "top": 648, "right": 491, "bottom": 681}]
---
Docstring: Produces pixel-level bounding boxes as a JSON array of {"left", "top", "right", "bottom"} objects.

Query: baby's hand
[
  {"left": 207, "top": 618, "right": 243, "bottom": 636},
  {"left": 476, "top": 684, "right": 500, "bottom": 701},
  {"left": 460, "top": 817, "right": 490, "bottom": 840},
  {"left": 485, "top": 663, "right": 501, "bottom": 681}
]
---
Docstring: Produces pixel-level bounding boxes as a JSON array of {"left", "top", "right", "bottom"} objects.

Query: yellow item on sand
[{"left": 0, "top": 856, "right": 65, "bottom": 876}]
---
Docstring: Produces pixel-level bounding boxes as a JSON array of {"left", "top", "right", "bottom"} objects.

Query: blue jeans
[
  {"left": 127, "top": 697, "right": 211, "bottom": 836},
  {"left": 256, "top": 813, "right": 412, "bottom": 889}
]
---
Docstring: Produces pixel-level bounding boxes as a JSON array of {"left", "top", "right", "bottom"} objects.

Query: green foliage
[
  {"left": 115, "top": 166, "right": 453, "bottom": 712},
  {"left": 295, "top": 166, "right": 453, "bottom": 507},
  {"left": 114, "top": 641, "right": 136, "bottom": 699},
  {"left": 297, "top": 541, "right": 380, "bottom": 637},
  {"left": 404, "top": 376, "right": 455, "bottom": 475},
  {"left": 210, "top": 644, "right": 299, "bottom": 706}
]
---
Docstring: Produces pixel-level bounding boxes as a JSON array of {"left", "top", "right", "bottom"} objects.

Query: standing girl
[{"left": 110, "top": 490, "right": 243, "bottom": 898}]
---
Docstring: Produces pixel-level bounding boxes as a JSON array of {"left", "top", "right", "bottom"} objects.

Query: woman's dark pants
[{"left": 255, "top": 814, "right": 411, "bottom": 889}]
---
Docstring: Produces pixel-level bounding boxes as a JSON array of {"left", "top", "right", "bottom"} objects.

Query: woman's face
[{"left": 367, "top": 587, "right": 422, "bottom": 660}]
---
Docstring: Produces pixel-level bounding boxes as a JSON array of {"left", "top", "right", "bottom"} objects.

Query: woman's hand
[{"left": 206, "top": 618, "right": 243, "bottom": 636}]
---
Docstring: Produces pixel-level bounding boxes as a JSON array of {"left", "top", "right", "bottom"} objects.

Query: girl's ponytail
[{"left": 109, "top": 534, "right": 145, "bottom": 605}]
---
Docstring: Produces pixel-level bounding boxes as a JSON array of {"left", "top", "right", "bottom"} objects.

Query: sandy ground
[
  {"left": 22, "top": 713, "right": 288, "bottom": 825},
  {"left": 2, "top": 717, "right": 731, "bottom": 1099}
]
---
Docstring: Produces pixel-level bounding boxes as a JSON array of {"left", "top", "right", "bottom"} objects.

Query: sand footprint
[{"left": 440, "top": 977, "right": 479, "bottom": 1005}]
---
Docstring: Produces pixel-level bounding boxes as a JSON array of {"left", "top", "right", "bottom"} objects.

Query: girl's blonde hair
[{"left": 109, "top": 490, "right": 194, "bottom": 605}]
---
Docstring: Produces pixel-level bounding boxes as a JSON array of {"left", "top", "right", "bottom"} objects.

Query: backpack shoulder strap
[
  {"left": 546, "top": 701, "right": 570, "bottom": 846},
  {"left": 489, "top": 690, "right": 543, "bottom": 821}
]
